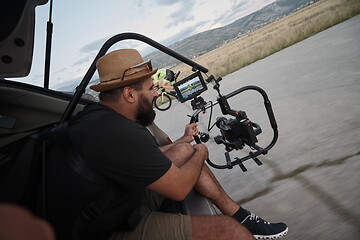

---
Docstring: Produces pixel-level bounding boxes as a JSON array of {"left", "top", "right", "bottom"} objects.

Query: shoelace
[{"left": 242, "top": 213, "right": 270, "bottom": 224}]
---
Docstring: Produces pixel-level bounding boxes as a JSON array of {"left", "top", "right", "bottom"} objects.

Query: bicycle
[{"left": 153, "top": 71, "right": 180, "bottom": 111}]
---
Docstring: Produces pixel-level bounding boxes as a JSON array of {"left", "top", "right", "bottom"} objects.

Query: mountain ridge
[{"left": 145, "top": 0, "right": 318, "bottom": 68}]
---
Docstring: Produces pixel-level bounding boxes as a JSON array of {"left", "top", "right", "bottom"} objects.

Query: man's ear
[{"left": 122, "top": 86, "right": 138, "bottom": 103}]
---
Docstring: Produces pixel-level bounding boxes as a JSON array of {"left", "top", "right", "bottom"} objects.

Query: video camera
[
  {"left": 174, "top": 71, "right": 278, "bottom": 171},
  {"left": 214, "top": 115, "right": 261, "bottom": 151}
]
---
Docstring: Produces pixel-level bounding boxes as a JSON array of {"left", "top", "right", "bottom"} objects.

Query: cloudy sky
[{"left": 19, "top": 0, "right": 276, "bottom": 89}]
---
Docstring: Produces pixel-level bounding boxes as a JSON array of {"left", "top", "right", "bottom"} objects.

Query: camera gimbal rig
[{"left": 189, "top": 75, "right": 278, "bottom": 172}]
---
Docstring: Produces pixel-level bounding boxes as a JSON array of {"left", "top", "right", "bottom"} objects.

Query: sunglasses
[{"left": 121, "top": 60, "right": 153, "bottom": 81}]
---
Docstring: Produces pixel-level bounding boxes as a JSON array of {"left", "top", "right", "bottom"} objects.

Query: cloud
[
  {"left": 137, "top": 0, "right": 144, "bottom": 8},
  {"left": 160, "top": 20, "right": 208, "bottom": 46},
  {"left": 55, "top": 76, "right": 83, "bottom": 91},
  {"left": 55, "top": 67, "right": 67, "bottom": 74},
  {"left": 155, "top": 0, "right": 182, "bottom": 6},
  {"left": 74, "top": 54, "right": 95, "bottom": 66},
  {"left": 165, "top": 1, "right": 196, "bottom": 28},
  {"left": 212, "top": 1, "right": 249, "bottom": 26},
  {"left": 232, "top": 0, "right": 252, "bottom": 13},
  {"left": 76, "top": 34, "right": 155, "bottom": 66},
  {"left": 79, "top": 33, "right": 155, "bottom": 55},
  {"left": 205, "top": 0, "right": 272, "bottom": 29},
  {"left": 80, "top": 36, "right": 111, "bottom": 54}
]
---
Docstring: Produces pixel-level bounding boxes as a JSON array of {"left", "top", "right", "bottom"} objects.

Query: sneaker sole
[{"left": 254, "top": 227, "right": 288, "bottom": 239}]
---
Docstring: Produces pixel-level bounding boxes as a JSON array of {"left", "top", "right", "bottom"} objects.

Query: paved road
[{"left": 154, "top": 15, "right": 360, "bottom": 239}]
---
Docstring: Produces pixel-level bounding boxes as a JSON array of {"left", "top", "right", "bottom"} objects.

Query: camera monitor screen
[{"left": 173, "top": 71, "right": 207, "bottom": 103}]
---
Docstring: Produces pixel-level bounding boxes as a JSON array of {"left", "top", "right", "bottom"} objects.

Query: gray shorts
[{"left": 108, "top": 190, "right": 192, "bottom": 240}]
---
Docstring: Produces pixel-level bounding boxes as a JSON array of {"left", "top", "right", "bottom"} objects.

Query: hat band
[{"left": 101, "top": 60, "right": 153, "bottom": 84}]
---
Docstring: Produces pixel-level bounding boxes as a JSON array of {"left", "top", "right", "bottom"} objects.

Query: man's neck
[{"left": 100, "top": 101, "right": 137, "bottom": 122}]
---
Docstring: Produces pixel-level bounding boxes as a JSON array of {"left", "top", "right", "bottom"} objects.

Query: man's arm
[{"left": 147, "top": 143, "right": 208, "bottom": 201}]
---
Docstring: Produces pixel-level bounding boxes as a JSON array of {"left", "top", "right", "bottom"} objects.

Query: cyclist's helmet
[{"left": 165, "top": 69, "right": 175, "bottom": 82}]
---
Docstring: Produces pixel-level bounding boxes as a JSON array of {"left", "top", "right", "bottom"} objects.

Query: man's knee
[
  {"left": 175, "top": 142, "right": 194, "bottom": 153},
  {"left": 164, "top": 142, "right": 195, "bottom": 167}
]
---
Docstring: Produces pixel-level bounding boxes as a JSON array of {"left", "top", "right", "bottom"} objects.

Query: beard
[{"left": 136, "top": 94, "right": 156, "bottom": 126}]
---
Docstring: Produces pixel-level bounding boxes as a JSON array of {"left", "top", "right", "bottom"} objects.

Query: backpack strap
[{"left": 51, "top": 122, "right": 112, "bottom": 186}]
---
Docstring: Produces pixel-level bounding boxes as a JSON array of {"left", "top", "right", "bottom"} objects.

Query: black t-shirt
[{"left": 46, "top": 103, "right": 171, "bottom": 240}]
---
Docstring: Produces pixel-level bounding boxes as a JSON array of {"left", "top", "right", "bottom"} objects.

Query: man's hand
[
  {"left": 182, "top": 123, "right": 199, "bottom": 143},
  {"left": 159, "top": 123, "right": 199, "bottom": 153}
]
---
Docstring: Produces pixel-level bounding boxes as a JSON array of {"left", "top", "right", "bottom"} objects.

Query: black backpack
[{"left": 0, "top": 126, "right": 52, "bottom": 217}]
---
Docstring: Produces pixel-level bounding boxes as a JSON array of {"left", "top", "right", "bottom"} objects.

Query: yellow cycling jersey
[{"left": 152, "top": 69, "right": 174, "bottom": 86}]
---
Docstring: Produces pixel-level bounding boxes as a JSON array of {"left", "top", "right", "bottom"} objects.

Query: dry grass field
[{"left": 171, "top": 0, "right": 360, "bottom": 78}]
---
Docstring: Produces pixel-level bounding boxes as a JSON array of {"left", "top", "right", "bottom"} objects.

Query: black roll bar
[{"left": 60, "top": 32, "right": 209, "bottom": 123}]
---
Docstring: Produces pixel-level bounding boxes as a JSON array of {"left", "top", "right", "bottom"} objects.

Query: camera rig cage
[{"left": 181, "top": 74, "right": 279, "bottom": 172}]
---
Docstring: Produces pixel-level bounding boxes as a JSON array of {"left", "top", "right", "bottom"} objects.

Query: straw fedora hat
[{"left": 90, "top": 49, "right": 157, "bottom": 92}]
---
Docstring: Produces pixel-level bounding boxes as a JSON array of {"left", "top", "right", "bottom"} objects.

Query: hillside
[{"left": 145, "top": 0, "right": 318, "bottom": 68}]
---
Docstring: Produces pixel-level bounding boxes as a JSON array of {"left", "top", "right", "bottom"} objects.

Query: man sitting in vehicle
[{"left": 45, "top": 49, "right": 288, "bottom": 240}]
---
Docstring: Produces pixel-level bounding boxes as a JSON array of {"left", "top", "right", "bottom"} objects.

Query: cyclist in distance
[
  {"left": 153, "top": 68, "right": 177, "bottom": 94},
  {"left": 152, "top": 68, "right": 179, "bottom": 111}
]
